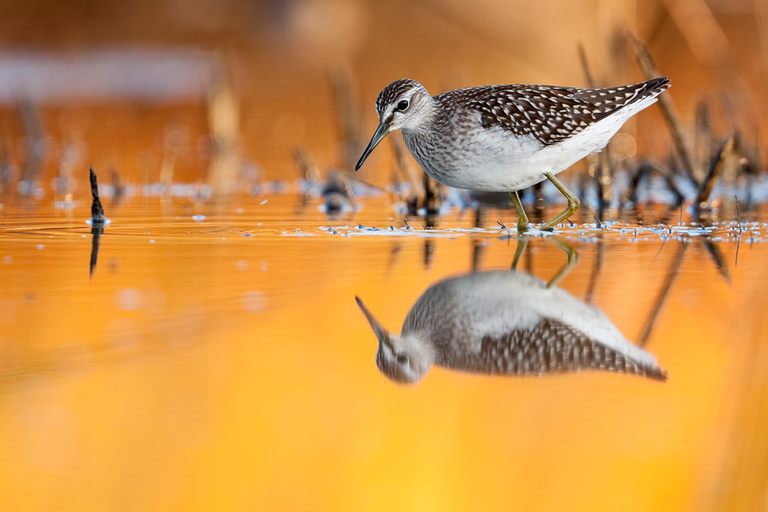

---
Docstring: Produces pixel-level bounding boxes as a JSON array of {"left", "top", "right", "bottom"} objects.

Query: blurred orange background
[
  {"left": 0, "top": 2, "right": 767, "bottom": 511},
  {"left": 0, "top": 0, "right": 765, "bottom": 187}
]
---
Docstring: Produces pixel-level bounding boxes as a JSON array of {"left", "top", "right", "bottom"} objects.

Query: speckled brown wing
[
  {"left": 449, "top": 77, "right": 670, "bottom": 146},
  {"left": 438, "top": 318, "right": 668, "bottom": 381}
]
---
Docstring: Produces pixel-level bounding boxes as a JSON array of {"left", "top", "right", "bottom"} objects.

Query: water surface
[{"left": 1, "top": 195, "right": 767, "bottom": 511}]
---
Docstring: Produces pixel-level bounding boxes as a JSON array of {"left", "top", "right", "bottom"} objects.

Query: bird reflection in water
[{"left": 356, "top": 238, "right": 667, "bottom": 383}]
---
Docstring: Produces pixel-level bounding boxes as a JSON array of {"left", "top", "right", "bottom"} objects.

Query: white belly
[
  {"left": 443, "top": 127, "right": 546, "bottom": 191},
  {"left": 410, "top": 96, "right": 658, "bottom": 192}
]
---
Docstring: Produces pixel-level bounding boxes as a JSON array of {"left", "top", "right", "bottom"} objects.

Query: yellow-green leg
[
  {"left": 511, "top": 191, "right": 529, "bottom": 233},
  {"left": 510, "top": 236, "right": 529, "bottom": 271},
  {"left": 541, "top": 172, "right": 581, "bottom": 231},
  {"left": 546, "top": 237, "right": 580, "bottom": 288}
]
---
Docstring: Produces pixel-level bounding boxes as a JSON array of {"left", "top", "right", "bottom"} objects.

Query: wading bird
[{"left": 355, "top": 77, "right": 670, "bottom": 231}]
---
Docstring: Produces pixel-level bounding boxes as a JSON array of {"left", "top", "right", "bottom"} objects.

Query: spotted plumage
[
  {"left": 440, "top": 318, "right": 667, "bottom": 381},
  {"left": 357, "top": 270, "right": 667, "bottom": 384},
  {"left": 443, "top": 77, "right": 670, "bottom": 145},
  {"left": 357, "top": 76, "right": 671, "bottom": 230}
]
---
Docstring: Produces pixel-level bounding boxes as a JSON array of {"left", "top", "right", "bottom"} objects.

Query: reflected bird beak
[
  {"left": 355, "top": 122, "right": 389, "bottom": 171},
  {"left": 354, "top": 296, "right": 394, "bottom": 350}
]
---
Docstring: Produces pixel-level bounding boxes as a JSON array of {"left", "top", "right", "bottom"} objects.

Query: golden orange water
[
  {"left": 0, "top": 195, "right": 766, "bottom": 511},
  {"left": 0, "top": 0, "right": 765, "bottom": 509}
]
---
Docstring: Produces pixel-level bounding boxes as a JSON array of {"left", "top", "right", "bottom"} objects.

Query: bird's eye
[
  {"left": 396, "top": 354, "right": 408, "bottom": 364},
  {"left": 396, "top": 99, "right": 409, "bottom": 112}
]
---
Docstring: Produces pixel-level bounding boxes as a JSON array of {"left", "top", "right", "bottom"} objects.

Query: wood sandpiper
[
  {"left": 355, "top": 255, "right": 667, "bottom": 383},
  {"left": 355, "top": 76, "right": 670, "bottom": 231}
]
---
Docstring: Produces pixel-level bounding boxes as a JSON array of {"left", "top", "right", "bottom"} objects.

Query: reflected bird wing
[{"left": 438, "top": 318, "right": 667, "bottom": 381}]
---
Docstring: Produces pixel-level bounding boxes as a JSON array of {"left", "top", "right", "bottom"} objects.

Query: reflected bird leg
[
  {"left": 511, "top": 191, "right": 529, "bottom": 233},
  {"left": 546, "top": 237, "right": 580, "bottom": 288},
  {"left": 541, "top": 172, "right": 581, "bottom": 231},
  {"left": 510, "top": 237, "right": 529, "bottom": 271}
]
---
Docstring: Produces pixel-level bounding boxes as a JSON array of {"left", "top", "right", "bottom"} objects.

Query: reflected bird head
[
  {"left": 355, "top": 296, "right": 433, "bottom": 384},
  {"left": 355, "top": 79, "right": 434, "bottom": 171}
]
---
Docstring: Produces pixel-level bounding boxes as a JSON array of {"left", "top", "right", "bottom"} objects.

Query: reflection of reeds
[
  {"left": 702, "top": 239, "right": 731, "bottom": 284},
  {"left": 638, "top": 235, "right": 733, "bottom": 347},
  {"left": 638, "top": 241, "right": 687, "bottom": 347}
]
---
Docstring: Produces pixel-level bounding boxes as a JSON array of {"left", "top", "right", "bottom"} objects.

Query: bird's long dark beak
[
  {"left": 355, "top": 296, "right": 394, "bottom": 350},
  {"left": 355, "top": 122, "right": 389, "bottom": 171}
]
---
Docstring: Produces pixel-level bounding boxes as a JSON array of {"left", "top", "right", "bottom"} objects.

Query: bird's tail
[{"left": 642, "top": 76, "right": 671, "bottom": 97}]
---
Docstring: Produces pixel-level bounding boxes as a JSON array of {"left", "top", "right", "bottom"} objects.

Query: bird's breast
[{"left": 402, "top": 114, "right": 547, "bottom": 191}]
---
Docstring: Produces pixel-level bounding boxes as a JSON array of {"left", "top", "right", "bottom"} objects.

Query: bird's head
[
  {"left": 355, "top": 296, "right": 434, "bottom": 384},
  {"left": 355, "top": 79, "right": 433, "bottom": 171}
]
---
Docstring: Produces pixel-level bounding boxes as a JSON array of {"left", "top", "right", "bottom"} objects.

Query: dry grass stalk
[
  {"left": 18, "top": 99, "right": 45, "bottom": 192},
  {"left": 696, "top": 136, "right": 735, "bottom": 209},
  {"left": 626, "top": 31, "right": 701, "bottom": 187},
  {"left": 422, "top": 173, "right": 442, "bottom": 216},
  {"left": 0, "top": 143, "right": 12, "bottom": 194},
  {"left": 89, "top": 166, "right": 106, "bottom": 223},
  {"left": 659, "top": 0, "right": 729, "bottom": 66},
  {"left": 292, "top": 147, "right": 320, "bottom": 185},
  {"left": 329, "top": 69, "right": 363, "bottom": 172},
  {"left": 89, "top": 166, "right": 106, "bottom": 279},
  {"left": 756, "top": 0, "right": 768, "bottom": 72},
  {"left": 207, "top": 62, "right": 241, "bottom": 195},
  {"left": 390, "top": 137, "right": 424, "bottom": 201}
]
